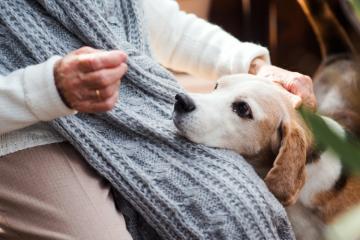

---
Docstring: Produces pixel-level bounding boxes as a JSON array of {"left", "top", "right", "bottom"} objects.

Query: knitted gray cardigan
[{"left": 0, "top": 0, "right": 294, "bottom": 239}]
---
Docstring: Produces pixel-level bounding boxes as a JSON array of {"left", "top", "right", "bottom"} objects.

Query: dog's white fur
[{"left": 301, "top": 148, "right": 342, "bottom": 207}]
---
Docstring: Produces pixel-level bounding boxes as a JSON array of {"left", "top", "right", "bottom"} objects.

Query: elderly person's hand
[
  {"left": 54, "top": 46, "right": 128, "bottom": 113},
  {"left": 249, "top": 58, "right": 317, "bottom": 112}
]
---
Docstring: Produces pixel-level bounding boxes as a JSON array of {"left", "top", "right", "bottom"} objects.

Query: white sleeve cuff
[
  {"left": 235, "top": 42, "right": 271, "bottom": 73},
  {"left": 217, "top": 42, "right": 271, "bottom": 76},
  {"left": 23, "top": 56, "right": 76, "bottom": 121}
]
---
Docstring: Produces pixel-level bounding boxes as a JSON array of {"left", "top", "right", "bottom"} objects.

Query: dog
[{"left": 172, "top": 74, "right": 360, "bottom": 238}]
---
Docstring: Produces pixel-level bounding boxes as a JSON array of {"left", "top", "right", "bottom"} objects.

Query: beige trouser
[{"left": 0, "top": 143, "right": 133, "bottom": 240}]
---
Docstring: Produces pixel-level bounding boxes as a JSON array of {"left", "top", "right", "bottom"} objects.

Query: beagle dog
[{"left": 172, "top": 74, "right": 360, "bottom": 236}]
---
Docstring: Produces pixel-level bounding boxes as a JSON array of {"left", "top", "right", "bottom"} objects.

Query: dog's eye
[
  {"left": 232, "top": 101, "right": 253, "bottom": 119},
  {"left": 214, "top": 82, "right": 219, "bottom": 90}
]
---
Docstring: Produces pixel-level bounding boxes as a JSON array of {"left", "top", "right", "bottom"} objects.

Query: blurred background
[{"left": 177, "top": 0, "right": 322, "bottom": 76}]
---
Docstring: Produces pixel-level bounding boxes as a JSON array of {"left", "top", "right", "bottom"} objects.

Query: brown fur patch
[
  {"left": 265, "top": 121, "right": 308, "bottom": 206},
  {"left": 312, "top": 176, "right": 360, "bottom": 223}
]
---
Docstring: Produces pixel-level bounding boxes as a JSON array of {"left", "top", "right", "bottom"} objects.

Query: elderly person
[{"left": 0, "top": 0, "right": 316, "bottom": 239}]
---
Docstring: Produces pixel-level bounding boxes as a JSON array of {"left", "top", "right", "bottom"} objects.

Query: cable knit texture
[{"left": 0, "top": 0, "right": 294, "bottom": 239}]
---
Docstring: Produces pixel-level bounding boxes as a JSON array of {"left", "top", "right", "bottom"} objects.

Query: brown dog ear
[{"left": 265, "top": 120, "right": 307, "bottom": 206}]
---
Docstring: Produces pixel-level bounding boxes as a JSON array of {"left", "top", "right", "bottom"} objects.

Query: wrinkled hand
[
  {"left": 54, "top": 46, "right": 128, "bottom": 113},
  {"left": 250, "top": 58, "right": 317, "bottom": 112}
]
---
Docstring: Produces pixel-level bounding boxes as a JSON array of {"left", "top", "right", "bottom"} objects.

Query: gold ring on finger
[{"left": 95, "top": 89, "right": 101, "bottom": 101}]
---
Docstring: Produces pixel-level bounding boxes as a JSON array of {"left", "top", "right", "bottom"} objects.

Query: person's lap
[{"left": 0, "top": 142, "right": 132, "bottom": 240}]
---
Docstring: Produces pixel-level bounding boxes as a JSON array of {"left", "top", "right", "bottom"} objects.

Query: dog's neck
[{"left": 243, "top": 145, "right": 277, "bottom": 179}]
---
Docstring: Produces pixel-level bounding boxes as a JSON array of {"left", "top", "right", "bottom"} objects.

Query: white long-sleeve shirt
[{"left": 0, "top": 0, "right": 270, "bottom": 156}]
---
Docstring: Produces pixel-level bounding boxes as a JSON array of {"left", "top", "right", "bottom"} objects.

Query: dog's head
[{"left": 173, "top": 74, "right": 310, "bottom": 205}]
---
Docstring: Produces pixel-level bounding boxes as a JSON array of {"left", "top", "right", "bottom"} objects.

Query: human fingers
[
  {"left": 77, "top": 50, "right": 128, "bottom": 73},
  {"left": 64, "top": 63, "right": 125, "bottom": 110},
  {"left": 274, "top": 73, "right": 317, "bottom": 111},
  {"left": 71, "top": 46, "right": 101, "bottom": 56},
  {"left": 282, "top": 90, "right": 303, "bottom": 109},
  {"left": 72, "top": 91, "right": 120, "bottom": 113},
  {"left": 54, "top": 51, "right": 127, "bottom": 112},
  {"left": 78, "top": 81, "right": 121, "bottom": 101},
  {"left": 79, "top": 63, "right": 128, "bottom": 89}
]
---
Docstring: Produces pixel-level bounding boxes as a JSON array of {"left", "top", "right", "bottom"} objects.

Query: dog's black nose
[{"left": 174, "top": 93, "right": 196, "bottom": 113}]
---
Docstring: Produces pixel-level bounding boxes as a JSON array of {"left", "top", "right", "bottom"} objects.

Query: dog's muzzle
[{"left": 174, "top": 93, "right": 196, "bottom": 113}]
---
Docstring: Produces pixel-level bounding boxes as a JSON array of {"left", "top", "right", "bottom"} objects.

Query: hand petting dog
[{"left": 249, "top": 57, "right": 317, "bottom": 112}]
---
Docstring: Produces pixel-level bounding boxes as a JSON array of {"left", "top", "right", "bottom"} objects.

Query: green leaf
[{"left": 299, "top": 108, "right": 360, "bottom": 173}]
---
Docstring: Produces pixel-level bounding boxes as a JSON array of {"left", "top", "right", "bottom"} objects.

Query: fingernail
[
  {"left": 120, "top": 63, "right": 128, "bottom": 70},
  {"left": 120, "top": 52, "right": 128, "bottom": 62},
  {"left": 112, "top": 50, "right": 127, "bottom": 59}
]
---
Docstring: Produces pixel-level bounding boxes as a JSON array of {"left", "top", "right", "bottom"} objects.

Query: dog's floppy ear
[{"left": 265, "top": 120, "right": 307, "bottom": 206}]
